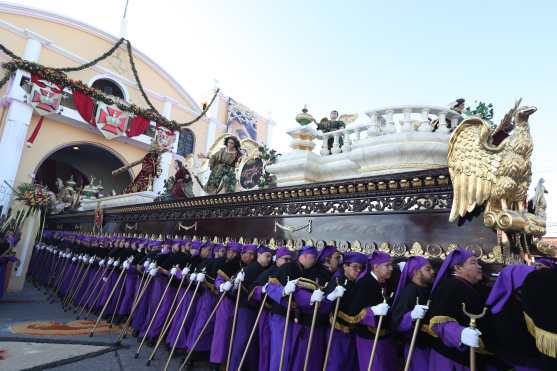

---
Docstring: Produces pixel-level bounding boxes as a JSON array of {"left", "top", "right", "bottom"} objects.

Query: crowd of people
[{"left": 28, "top": 231, "right": 557, "bottom": 371}]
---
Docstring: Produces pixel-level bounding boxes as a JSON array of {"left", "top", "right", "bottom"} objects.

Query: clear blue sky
[{"left": 12, "top": 0, "right": 557, "bottom": 231}]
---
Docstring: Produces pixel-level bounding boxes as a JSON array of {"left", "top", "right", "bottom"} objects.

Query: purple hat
[
  {"left": 227, "top": 242, "right": 243, "bottom": 253},
  {"left": 343, "top": 251, "right": 368, "bottom": 266},
  {"left": 486, "top": 264, "right": 535, "bottom": 314},
  {"left": 299, "top": 245, "right": 318, "bottom": 256},
  {"left": 368, "top": 251, "right": 392, "bottom": 267},
  {"left": 212, "top": 243, "right": 226, "bottom": 254},
  {"left": 318, "top": 246, "right": 338, "bottom": 263},
  {"left": 257, "top": 245, "right": 273, "bottom": 254},
  {"left": 242, "top": 244, "right": 258, "bottom": 254},
  {"left": 432, "top": 247, "right": 474, "bottom": 291},
  {"left": 149, "top": 240, "right": 162, "bottom": 249},
  {"left": 393, "top": 256, "right": 430, "bottom": 303},
  {"left": 191, "top": 240, "right": 202, "bottom": 250},
  {"left": 276, "top": 246, "right": 294, "bottom": 259}
]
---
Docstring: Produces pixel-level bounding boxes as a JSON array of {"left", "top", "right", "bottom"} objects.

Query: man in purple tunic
[
  {"left": 322, "top": 251, "right": 367, "bottom": 371},
  {"left": 391, "top": 256, "right": 434, "bottom": 371},
  {"left": 348, "top": 250, "right": 398, "bottom": 371},
  {"left": 426, "top": 247, "right": 500, "bottom": 370},
  {"left": 166, "top": 240, "right": 208, "bottom": 354},
  {"left": 249, "top": 246, "right": 295, "bottom": 371},
  {"left": 208, "top": 242, "right": 255, "bottom": 370},
  {"left": 228, "top": 244, "right": 274, "bottom": 371},
  {"left": 266, "top": 245, "right": 331, "bottom": 371}
]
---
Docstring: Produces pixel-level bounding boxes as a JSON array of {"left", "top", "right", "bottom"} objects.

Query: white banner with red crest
[
  {"left": 94, "top": 101, "right": 130, "bottom": 140},
  {"left": 25, "top": 75, "right": 64, "bottom": 147}
]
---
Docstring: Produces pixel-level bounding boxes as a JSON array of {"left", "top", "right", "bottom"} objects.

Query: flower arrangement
[{"left": 14, "top": 183, "right": 50, "bottom": 209}]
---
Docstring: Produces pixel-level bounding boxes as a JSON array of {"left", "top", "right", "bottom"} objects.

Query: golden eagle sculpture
[{"left": 448, "top": 99, "right": 541, "bottom": 235}]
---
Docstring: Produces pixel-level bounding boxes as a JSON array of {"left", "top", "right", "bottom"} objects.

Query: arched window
[
  {"left": 177, "top": 129, "right": 195, "bottom": 156},
  {"left": 91, "top": 78, "right": 125, "bottom": 100}
]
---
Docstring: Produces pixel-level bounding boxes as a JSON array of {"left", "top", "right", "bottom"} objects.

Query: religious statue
[
  {"left": 317, "top": 110, "right": 346, "bottom": 153},
  {"left": 529, "top": 178, "right": 548, "bottom": 220},
  {"left": 54, "top": 176, "right": 81, "bottom": 211},
  {"left": 170, "top": 159, "right": 194, "bottom": 199},
  {"left": 112, "top": 128, "right": 174, "bottom": 194},
  {"left": 196, "top": 136, "right": 244, "bottom": 194}
]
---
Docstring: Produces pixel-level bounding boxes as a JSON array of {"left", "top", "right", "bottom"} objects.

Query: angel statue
[
  {"left": 448, "top": 99, "right": 545, "bottom": 238},
  {"left": 529, "top": 178, "right": 548, "bottom": 220},
  {"left": 196, "top": 136, "right": 244, "bottom": 194},
  {"left": 316, "top": 110, "right": 358, "bottom": 153}
]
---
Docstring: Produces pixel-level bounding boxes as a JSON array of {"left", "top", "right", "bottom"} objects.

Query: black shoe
[
  {"left": 210, "top": 363, "right": 220, "bottom": 371},
  {"left": 131, "top": 329, "right": 139, "bottom": 338}
]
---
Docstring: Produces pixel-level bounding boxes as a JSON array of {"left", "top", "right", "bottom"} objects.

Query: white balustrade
[{"left": 315, "top": 105, "right": 461, "bottom": 156}]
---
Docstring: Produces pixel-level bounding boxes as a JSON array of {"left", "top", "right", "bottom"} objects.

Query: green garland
[
  {"left": 258, "top": 145, "right": 280, "bottom": 189},
  {"left": 0, "top": 39, "right": 218, "bottom": 131}
]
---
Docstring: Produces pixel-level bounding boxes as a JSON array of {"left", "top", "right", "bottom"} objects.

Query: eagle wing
[{"left": 447, "top": 117, "right": 503, "bottom": 222}]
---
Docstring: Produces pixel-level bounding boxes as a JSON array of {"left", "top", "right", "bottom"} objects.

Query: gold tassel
[{"left": 524, "top": 312, "right": 557, "bottom": 358}]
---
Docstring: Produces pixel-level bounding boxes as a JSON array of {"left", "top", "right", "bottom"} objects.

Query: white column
[
  {"left": 152, "top": 99, "right": 174, "bottom": 195},
  {"left": 437, "top": 111, "right": 450, "bottom": 134},
  {"left": 367, "top": 111, "right": 380, "bottom": 136},
  {"left": 419, "top": 108, "right": 431, "bottom": 132},
  {"left": 385, "top": 110, "right": 396, "bottom": 134},
  {"left": 401, "top": 108, "right": 413, "bottom": 132},
  {"left": 206, "top": 89, "right": 222, "bottom": 151},
  {"left": 0, "top": 38, "right": 42, "bottom": 215},
  {"left": 265, "top": 112, "right": 275, "bottom": 148}
]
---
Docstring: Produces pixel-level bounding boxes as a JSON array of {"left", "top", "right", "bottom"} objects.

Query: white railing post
[
  {"left": 419, "top": 108, "right": 431, "bottom": 132},
  {"left": 401, "top": 107, "right": 413, "bottom": 132},
  {"left": 343, "top": 129, "right": 352, "bottom": 152},
  {"left": 437, "top": 111, "right": 450, "bottom": 133},
  {"left": 331, "top": 132, "right": 342, "bottom": 154},
  {"left": 367, "top": 111, "right": 380, "bottom": 136},
  {"left": 384, "top": 109, "right": 396, "bottom": 134},
  {"left": 320, "top": 133, "right": 330, "bottom": 156}
]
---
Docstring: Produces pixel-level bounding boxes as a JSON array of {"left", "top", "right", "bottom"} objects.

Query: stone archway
[{"left": 34, "top": 142, "right": 133, "bottom": 196}]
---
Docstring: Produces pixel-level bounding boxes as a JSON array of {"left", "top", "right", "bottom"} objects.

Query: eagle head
[{"left": 516, "top": 106, "right": 537, "bottom": 123}]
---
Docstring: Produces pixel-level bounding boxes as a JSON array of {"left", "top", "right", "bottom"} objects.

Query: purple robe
[
  {"left": 209, "top": 292, "right": 233, "bottom": 363},
  {"left": 398, "top": 311, "right": 430, "bottom": 371},
  {"left": 131, "top": 274, "right": 155, "bottom": 332},
  {"left": 325, "top": 329, "right": 358, "bottom": 371},
  {"left": 229, "top": 306, "right": 258, "bottom": 371},
  {"left": 139, "top": 275, "right": 166, "bottom": 337},
  {"left": 354, "top": 308, "right": 399, "bottom": 371},
  {"left": 118, "top": 266, "right": 140, "bottom": 316},
  {"left": 145, "top": 282, "right": 177, "bottom": 340},
  {"left": 0, "top": 256, "right": 17, "bottom": 299},
  {"left": 166, "top": 284, "right": 197, "bottom": 349}
]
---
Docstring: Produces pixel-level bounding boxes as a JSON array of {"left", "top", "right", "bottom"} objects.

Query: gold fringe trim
[
  {"left": 524, "top": 312, "right": 557, "bottom": 358},
  {"left": 268, "top": 277, "right": 281, "bottom": 285},
  {"left": 337, "top": 308, "right": 368, "bottom": 324},
  {"left": 427, "top": 316, "right": 458, "bottom": 338},
  {"left": 216, "top": 269, "right": 230, "bottom": 281}
]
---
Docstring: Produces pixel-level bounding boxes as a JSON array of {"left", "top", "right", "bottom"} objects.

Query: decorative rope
[
  {"left": 55, "top": 38, "right": 125, "bottom": 72},
  {"left": 274, "top": 220, "right": 312, "bottom": 234},
  {"left": 126, "top": 40, "right": 219, "bottom": 128}
]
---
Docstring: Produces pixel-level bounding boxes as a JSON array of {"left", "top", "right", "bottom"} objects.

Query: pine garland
[{"left": 0, "top": 38, "right": 218, "bottom": 131}]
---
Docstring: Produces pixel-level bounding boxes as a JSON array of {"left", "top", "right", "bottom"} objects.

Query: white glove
[
  {"left": 128, "top": 256, "right": 135, "bottom": 263},
  {"left": 310, "top": 289, "right": 324, "bottom": 304},
  {"left": 170, "top": 267, "right": 177, "bottom": 276},
  {"left": 89, "top": 257, "right": 95, "bottom": 264},
  {"left": 371, "top": 302, "right": 389, "bottom": 316},
  {"left": 283, "top": 279, "right": 297, "bottom": 296},
  {"left": 262, "top": 283, "right": 268, "bottom": 294},
  {"left": 196, "top": 273, "right": 206, "bottom": 282},
  {"left": 182, "top": 267, "right": 190, "bottom": 276},
  {"left": 220, "top": 281, "right": 233, "bottom": 292},
  {"left": 123, "top": 261, "right": 130, "bottom": 269},
  {"left": 149, "top": 268, "right": 158, "bottom": 277},
  {"left": 143, "top": 260, "right": 150, "bottom": 269},
  {"left": 99, "top": 259, "right": 105, "bottom": 267},
  {"left": 326, "top": 285, "right": 346, "bottom": 301},
  {"left": 148, "top": 262, "right": 156, "bottom": 270},
  {"left": 461, "top": 327, "right": 482, "bottom": 348},
  {"left": 113, "top": 260, "right": 120, "bottom": 267},
  {"left": 410, "top": 304, "right": 429, "bottom": 320},
  {"left": 108, "top": 258, "right": 114, "bottom": 266},
  {"left": 72, "top": 257, "right": 77, "bottom": 262},
  {"left": 189, "top": 273, "right": 197, "bottom": 281},
  {"left": 234, "top": 271, "right": 245, "bottom": 284}
]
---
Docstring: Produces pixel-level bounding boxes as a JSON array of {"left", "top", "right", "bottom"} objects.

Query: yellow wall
[{"left": 14, "top": 114, "right": 147, "bottom": 187}]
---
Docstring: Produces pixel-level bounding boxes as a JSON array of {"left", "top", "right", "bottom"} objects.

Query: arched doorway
[{"left": 34, "top": 143, "right": 133, "bottom": 196}]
